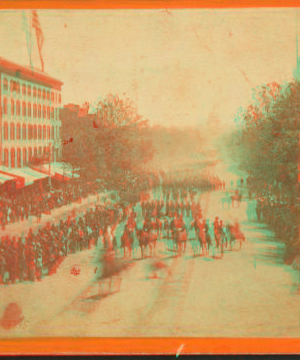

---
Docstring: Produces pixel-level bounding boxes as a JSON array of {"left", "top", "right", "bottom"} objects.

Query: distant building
[
  {"left": 63, "top": 103, "right": 80, "bottom": 113},
  {"left": 0, "top": 57, "right": 63, "bottom": 169},
  {"left": 62, "top": 103, "right": 90, "bottom": 118}
]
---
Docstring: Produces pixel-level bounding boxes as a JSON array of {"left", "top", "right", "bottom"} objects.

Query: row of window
[
  {"left": 2, "top": 98, "right": 59, "bottom": 120},
  {"left": 3, "top": 123, "right": 59, "bottom": 141},
  {"left": 2, "top": 78, "right": 61, "bottom": 104},
  {"left": 3, "top": 146, "right": 50, "bottom": 168}
]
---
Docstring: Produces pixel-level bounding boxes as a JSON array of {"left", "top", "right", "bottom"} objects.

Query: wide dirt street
[{"left": 1, "top": 163, "right": 299, "bottom": 338}]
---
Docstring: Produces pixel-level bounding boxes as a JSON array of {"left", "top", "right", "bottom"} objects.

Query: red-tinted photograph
[{"left": 0, "top": 0, "right": 299, "bottom": 355}]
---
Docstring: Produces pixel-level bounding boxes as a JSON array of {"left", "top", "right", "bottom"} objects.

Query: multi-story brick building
[{"left": 0, "top": 57, "right": 63, "bottom": 170}]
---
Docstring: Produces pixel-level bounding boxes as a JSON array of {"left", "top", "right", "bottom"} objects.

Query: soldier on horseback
[
  {"left": 136, "top": 215, "right": 158, "bottom": 258},
  {"left": 213, "top": 217, "right": 221, "bottom": 249},
  {"left": 121, "top": 224, "right": 133, "bottom": 259},
  {"left": 204, "top": 220, "right": 212, "bottom": 254},
  {"left": 143, "top": 216, "right": 152, "bottom": 233},
  {"left": 190, "top": 215, "right": 202, "bottom": 256},
  {"left": 220, "top": 220, "right": 228, "bottom": 252},
  {"left": 173, "top": 214, "right": 187, "bottom": 256},
  {"left": 127, "top": 213, "right": 137, "bottom": 257},
  {"left": 198, "top": 217, "right": 207, "bottom": 254}
]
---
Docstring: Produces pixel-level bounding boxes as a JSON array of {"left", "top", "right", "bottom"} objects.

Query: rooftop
[{"left": 0, "top": 57, "right": 63, "bottom": 90}]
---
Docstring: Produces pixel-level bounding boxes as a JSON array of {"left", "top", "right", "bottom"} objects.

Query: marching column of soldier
[{"left": 138, "top": 174, "right": 245, "bottom": 259}]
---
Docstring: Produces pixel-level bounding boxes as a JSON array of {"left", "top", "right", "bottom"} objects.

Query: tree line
[
  {"left": 60, "top": 94, "right": 206, "bottom": 182},
  {"left": 224, "top": 80, "right": 299, "bottom": 262}
]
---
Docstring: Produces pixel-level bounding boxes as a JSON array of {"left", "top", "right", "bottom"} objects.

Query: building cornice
[{"left": 0, "top": 57, "right": 63, "bottom": 91}]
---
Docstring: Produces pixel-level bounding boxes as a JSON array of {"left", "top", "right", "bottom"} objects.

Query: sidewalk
[
  {"left": 0, "top": 246, "right": 98, "bottom": 337},
  {"left": 0, "top": 192, "right": 127, "bottom": 337},
  {"left": 0, "top": 190, "right": 112, "bottom": 238}
]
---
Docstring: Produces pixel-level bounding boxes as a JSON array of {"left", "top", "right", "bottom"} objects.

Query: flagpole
[
  {"left": 22, "top": 11, "right": 33, "bottom": 70},
  {"left": 30, "top": 14, "right": 33, "bottom": 71}
]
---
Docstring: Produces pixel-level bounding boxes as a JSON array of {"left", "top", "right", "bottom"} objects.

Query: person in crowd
[{"left": 0, "top": 248, "right": 5, "bottom": 284}]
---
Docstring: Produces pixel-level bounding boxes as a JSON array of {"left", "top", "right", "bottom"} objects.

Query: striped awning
[
  {"left": 0, "top": 166, "right": 49, "bottom": 186},
  {"left": 0, "top": 166, "right": 25, "bottom": 188},
  {"left": 0, "top": 172, "right": 16, "bottom": 183}
]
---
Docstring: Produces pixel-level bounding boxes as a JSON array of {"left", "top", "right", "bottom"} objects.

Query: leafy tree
[
  {"left": 91, "top": 94, "right": 154, "bottom": 175},
  {"left": 60, "top": 106, "right": 102, "bottom": 180},
  {"left": 60, "top": 95, "right": 154, "bottom": 180},
  {"left": 228, "top": 80, "right": 299, "bottom": 200},
  {"left": 226, "top": 80, "right": 300, "bottom": 262}
]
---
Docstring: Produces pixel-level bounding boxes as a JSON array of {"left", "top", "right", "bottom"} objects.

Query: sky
[{"left": 0, "top": 9, "right": 299, "bottom": 129}]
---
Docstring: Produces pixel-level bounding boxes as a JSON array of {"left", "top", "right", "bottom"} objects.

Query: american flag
[
  {"left": 32, "top": 10, "right": 44, "bottom": 72},
  {"left": 61, "top": 137, "right": 73, "bottom": 145},
  {"left": 93, "top": 121, "right": 100, "bottom": 129}
]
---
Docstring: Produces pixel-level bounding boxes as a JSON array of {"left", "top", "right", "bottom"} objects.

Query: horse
[
  {"left": 220, "top": 226, "right": 229, "bottom": 251},
  {"left": 214, "top": 229, "right": 222, "bottom": 250},
  {"left": 121, "top": 228, "right": 133, "bottom": 259},
  {"left": 231, "top": 192, "right": 243, "bottom": 208},
  {"left": 173, "top": 227, "right": 188, "bottom": 256},
  {"left": 219, "top": 195, "right": 232, "bottom": 210},
  {"left": 136, "top": 230, "right": 158, "bottom": 259},
  {"left": 94, "top": 250, "right": 132, "bottom": 296},
  {"left": 189, "top": 220, "right": 201, "bottom": 256},
  {"left": 227, "top": 224, "right": 245, "bottom": 250},
  {"left": 190, "top": 219, "right": 208, "bottom": 256},
  {"left": 205, "top": 231, "right": 212, "bottom": 256},
  {"left": 214, "top": 225, "right": 230, "bottom": 258},
  {"left": 198, "top": 227, "right": 208, "bottom": 255}
]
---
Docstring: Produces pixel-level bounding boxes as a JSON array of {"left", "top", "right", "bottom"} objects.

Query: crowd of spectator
[
  {"left": 248, "top": 178, "right": 299, "bottom": 264},
  {"left": 0, "top": 171, "right": 160, "bottom": 285},
  {"left": 0, "top": 203, "right": 123, "bottom": 285},
  {"left": 0, "top": 181, "right": 106, "bottom": 230},
  {"left": 255, "top": 193, "right": 298, "bottom": 263}
]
